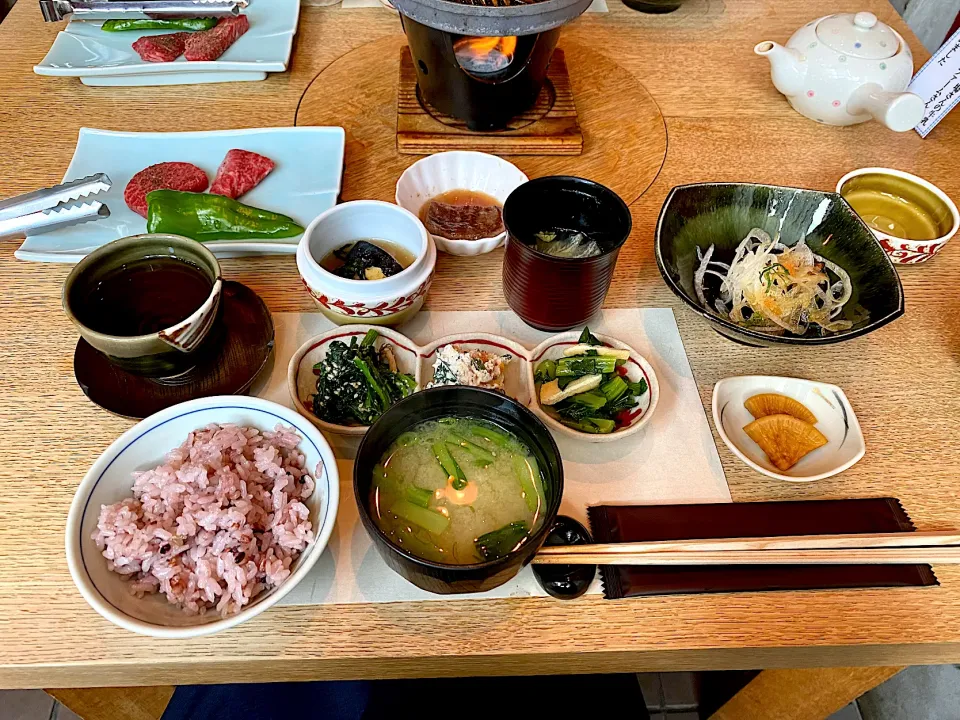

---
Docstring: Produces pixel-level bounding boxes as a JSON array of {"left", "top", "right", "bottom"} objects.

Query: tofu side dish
[{"left": 427, "top": 344, "right": 510, "bottom": 392}]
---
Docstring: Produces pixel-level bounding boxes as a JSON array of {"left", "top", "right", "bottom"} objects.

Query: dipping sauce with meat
[{"left": 420, "top": 189, "right": 504, "bottom": 241}]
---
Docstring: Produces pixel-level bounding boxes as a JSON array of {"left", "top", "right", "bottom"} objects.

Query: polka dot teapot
[{"left": 755, "top": 12, "right": 924, "bottom": 131}]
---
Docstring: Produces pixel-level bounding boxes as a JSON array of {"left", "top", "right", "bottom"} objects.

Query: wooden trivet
[
  {"left": 397, "top": 46, "right": 583, "bottom": 156},
  {"left": 295, "top": 36, "right": 666, "bottom": 209}
]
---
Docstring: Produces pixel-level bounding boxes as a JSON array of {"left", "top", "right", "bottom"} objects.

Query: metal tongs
[
  {"left": 0, "top": 174, "right": 111, "bottom": 239},
  {"left": 39, "top": 0, "right": 243, "bottom": 23}
]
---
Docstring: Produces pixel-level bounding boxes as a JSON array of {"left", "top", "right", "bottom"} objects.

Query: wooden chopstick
[
  {"left": 532, "top": 531, "right": 960, "bottom": 566},
  {"left": 532, "top": 548, "right": 960, "bottom": 565}
]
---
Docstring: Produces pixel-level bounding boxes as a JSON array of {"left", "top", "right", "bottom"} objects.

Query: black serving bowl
[
  {"left": 354, "top": 386, "right": 564, "bottom": 594},
  {"left": 655, "top": 183, "right": 904, "bottom": 347}
]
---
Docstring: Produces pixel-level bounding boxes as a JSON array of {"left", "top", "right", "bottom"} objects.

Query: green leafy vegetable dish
[
  {"left": 312, "top": 329, "right": 417, "bottom": 426},
  {"left": 534, "top": 327, "right": 648, "bottom": 435}
]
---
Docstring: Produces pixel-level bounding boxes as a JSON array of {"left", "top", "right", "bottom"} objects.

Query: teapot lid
[{"left": 816, "top": 12, "right": 900, "bottom": 60}]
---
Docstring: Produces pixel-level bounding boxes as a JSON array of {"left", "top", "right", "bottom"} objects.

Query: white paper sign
[{"left": 910, "top": 27, "right": 960, "bottom": 138}]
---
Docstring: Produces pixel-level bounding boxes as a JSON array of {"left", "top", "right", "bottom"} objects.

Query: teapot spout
[
  {"left": 754, "top": 41, "right": 805, "bottom": 97},
  {"left": 848, "top": 84, "right": 926, "bottom": 132}
]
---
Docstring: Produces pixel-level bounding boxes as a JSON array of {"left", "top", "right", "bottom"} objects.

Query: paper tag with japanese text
[{"left": 910, "top": 27, "right": 960, "bottom": 138}]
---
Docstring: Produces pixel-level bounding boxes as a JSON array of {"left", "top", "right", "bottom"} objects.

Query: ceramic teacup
[
  {"left": 296, "top": 200, "right": 436, "bottom": 327},
  {"left": 63, "top": 234, "right": 223, "bottom": 378},
  {"left": 837, "top": 168, "right": 959, "bottom": 265}
]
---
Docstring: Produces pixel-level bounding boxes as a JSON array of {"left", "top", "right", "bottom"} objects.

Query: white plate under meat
[
  {"left": 15, "top": 126, "right": 345, "bottom": 263},
  {"left": 33, "top": 0, "right": 299, "bottom": 84}
]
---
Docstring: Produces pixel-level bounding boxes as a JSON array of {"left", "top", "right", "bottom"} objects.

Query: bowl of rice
[{"left": 66, "top": 396, "right": 339, "bottom": 638}]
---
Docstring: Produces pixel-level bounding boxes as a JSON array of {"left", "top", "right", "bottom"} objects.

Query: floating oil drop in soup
[
  {"left": 370, "top": 418, "right": 545, "bottom": 565},
  {"left": 72, "top": 256, "right": 212, "bottom": 336}
]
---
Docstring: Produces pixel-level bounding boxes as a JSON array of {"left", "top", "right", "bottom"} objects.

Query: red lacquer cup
[{"left": 502, "top": 176, "right": 632, "bottom": 331}]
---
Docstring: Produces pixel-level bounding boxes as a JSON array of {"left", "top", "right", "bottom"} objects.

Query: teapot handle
[{"left": 848, "top": 84, "right": 925, "bottom": 132}]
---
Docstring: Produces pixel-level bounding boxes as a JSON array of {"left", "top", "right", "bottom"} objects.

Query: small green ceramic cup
[{"left": 63, "top": 234, "right": 223, "bottom": 378}]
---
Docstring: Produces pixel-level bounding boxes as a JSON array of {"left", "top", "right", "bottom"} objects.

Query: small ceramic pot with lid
[{"left": 755, "top": 12, "right": 924, "bottom": 131}]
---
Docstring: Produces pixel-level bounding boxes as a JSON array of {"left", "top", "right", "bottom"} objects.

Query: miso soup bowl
[
  {"left": 296, "top": 200, "right": 437, "bottom": 327},
  {"left": 354, "top": 386, "right": 564, "bottom": 594},
  {"left": 62, "top": 234, "right": 223, "bottom": 378}
]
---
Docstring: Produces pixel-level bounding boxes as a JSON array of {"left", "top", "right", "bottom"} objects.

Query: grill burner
[{"left": 392, "top": 0, "right": 592, "bottom": 131}]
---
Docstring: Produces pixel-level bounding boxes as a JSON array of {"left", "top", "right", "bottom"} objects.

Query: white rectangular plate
[
  {"left": 34, "top": 0, "right": 298, "bottom": 79},
  {"left": 16, "top": 126, "right": 344, "bottom": 263}
]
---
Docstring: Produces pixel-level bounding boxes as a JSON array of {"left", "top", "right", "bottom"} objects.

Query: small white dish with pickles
[
  {"left": 288, "top": 325, "right": 658, "bottom": 441},
  {"left": 712, "top": 375, "right": 865, "bottom": 482}
]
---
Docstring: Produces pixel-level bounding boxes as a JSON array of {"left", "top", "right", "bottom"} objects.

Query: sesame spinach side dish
[{"left": 312, "top": 329, "right": 417, "bottom": 426}]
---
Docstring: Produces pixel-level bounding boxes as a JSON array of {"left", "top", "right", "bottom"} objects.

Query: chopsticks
[{"left": 531, "top": 531, "right": 960, "bottom": 566}]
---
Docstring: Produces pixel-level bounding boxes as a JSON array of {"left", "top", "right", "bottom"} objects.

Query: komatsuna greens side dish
[
  {"left": 534, "top": 327, "right": 648, "bottom": 435},
  {"left": 312, "top": 329, "right": 417, "bottom": 426}
]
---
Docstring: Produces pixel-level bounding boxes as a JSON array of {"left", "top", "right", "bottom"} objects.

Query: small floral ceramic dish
[
  {"left": 287, "top": 325, "right": 421, "bottom": 436},
  {"left": 419, "top": 333, "right": 531, "bottom": 405},
  {"left": 712, "top": 375, "right": 865, "bottom": 482},
  {"left": 395, "top": 151, "right": 528, "bottom": 256},
  {"left": 66, "top": 396, "right": 339, "bottom": 638},
  {"left": 836, "top": 167, "right": 959, "bottom": 265},
  {"left": 526, "top": 332, "right": 659, "bottom": 443},
  {"left": 296, "top": 200, "right": 436, "bottom": 327}
]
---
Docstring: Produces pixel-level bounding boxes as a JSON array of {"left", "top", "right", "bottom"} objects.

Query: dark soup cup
[
  {"left": 502, "top": 176, "right": 632, "bottom": 331},
  {"left": 354, "top": 386, "right": 564, "bottom": 594}
]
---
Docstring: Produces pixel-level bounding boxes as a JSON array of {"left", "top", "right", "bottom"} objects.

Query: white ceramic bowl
[
  {"left": 712, "top": 375, "right": 865, "bottom": 482},
  {"left": 526, "top": 332, "right": 660, "bottom": 443},
  {"left": 288, "top": 325, "right": 422, "bottom": 436},
  {"left": 395, "top": 151, "right": 528, "bottom": 256},
  {"left": 836, "top": 167, "right": 959, "bottom": 264},
  {"left": 66, "top": 396, "right": 340, "bottom": 638},
  {"left": 296, "top": 200, "right": 436, "bottom": 326}
]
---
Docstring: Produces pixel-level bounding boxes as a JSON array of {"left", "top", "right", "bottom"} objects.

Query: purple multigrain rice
[{"left": 94, "top": 423, "right": 318, "bottom": 617}]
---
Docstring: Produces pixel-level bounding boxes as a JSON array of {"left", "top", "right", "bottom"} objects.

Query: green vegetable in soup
[
  {"left": 433, "top": 442, "right": 467, "bottom": 490},
  {"left": 449, "top": 434, "right": 495, "bottom": 465},
  {"left": 468, "top": 423, "right": 511, "bottom": 447},
  {"left": 391, "top": 499, "right": 450, "bottom": 535},
  {"left": 512, "top": 455, "right": 544, "bottom": 513},
  {"left": 405, "top": 486, "right": 434, "bottom": 509},
  {"left": 476, "top": 521, "right": 530, "bottom": 561}
]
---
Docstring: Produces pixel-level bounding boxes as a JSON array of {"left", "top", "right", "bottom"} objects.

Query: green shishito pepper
[
  {"left": 146, "top": 190, "right": 304, "bottom": 243},
  {"left": 101, "top": 18, "right": 218, "bottom": 32}
]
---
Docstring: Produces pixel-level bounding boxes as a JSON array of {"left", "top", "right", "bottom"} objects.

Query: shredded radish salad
[{"left": 694, "top": 228, "right": 862, "bottom": 336}]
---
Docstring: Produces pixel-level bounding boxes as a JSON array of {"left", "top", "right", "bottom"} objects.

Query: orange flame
[{"left": 453, "top": 35, "right": 518, "bottom": 73}]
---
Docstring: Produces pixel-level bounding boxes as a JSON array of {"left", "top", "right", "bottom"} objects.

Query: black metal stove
[{"left": 392, "top": 0, "right": 592, "bottom": 131}]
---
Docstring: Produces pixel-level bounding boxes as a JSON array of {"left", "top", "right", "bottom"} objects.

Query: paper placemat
[{"left": 255, "top": 309, "right": 729, "bottom": 605}]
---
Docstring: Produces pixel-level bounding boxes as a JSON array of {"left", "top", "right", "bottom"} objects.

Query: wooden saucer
[
  {"left": 74, "top": 281, "right": 274, "bottom": 419},
  {"left": 295, "top": 35, "right": 667, "bottom": 208}
]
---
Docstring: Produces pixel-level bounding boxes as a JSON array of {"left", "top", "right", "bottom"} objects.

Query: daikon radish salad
[{"left": 370, "top": 418, "right": 546, "bottom": 565}]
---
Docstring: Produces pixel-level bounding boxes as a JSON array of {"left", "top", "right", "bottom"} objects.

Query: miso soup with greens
[{"left": 371, "top": 418, "right": 546, "bottom": 565}]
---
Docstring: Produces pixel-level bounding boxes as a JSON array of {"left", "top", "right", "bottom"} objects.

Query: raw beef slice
[
  {"left": 210, "top": 149, "right": 276, "bottom": 199},
  {"left": 132, "top": 32, "right": 190, "bottom": 63},
  {"left": 124, "top": 162, "right": 209, "bottom": 217},
  {"left": 184, "top": 16, "right": 250, "bottom": 62}
]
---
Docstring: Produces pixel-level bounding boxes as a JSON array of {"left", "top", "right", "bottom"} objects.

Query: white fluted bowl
[{"left": 395, "top": 151, "right": 528, "bottom": 256}]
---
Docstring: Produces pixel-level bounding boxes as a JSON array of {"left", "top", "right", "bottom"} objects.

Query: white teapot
[{"left": 755, "top": 12, "right": 924, "bottom": 131}]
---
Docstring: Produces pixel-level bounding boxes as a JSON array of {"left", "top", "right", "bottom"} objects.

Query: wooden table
[{"left": 1, "top": 0, "right": 958, "bottom": 717}]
